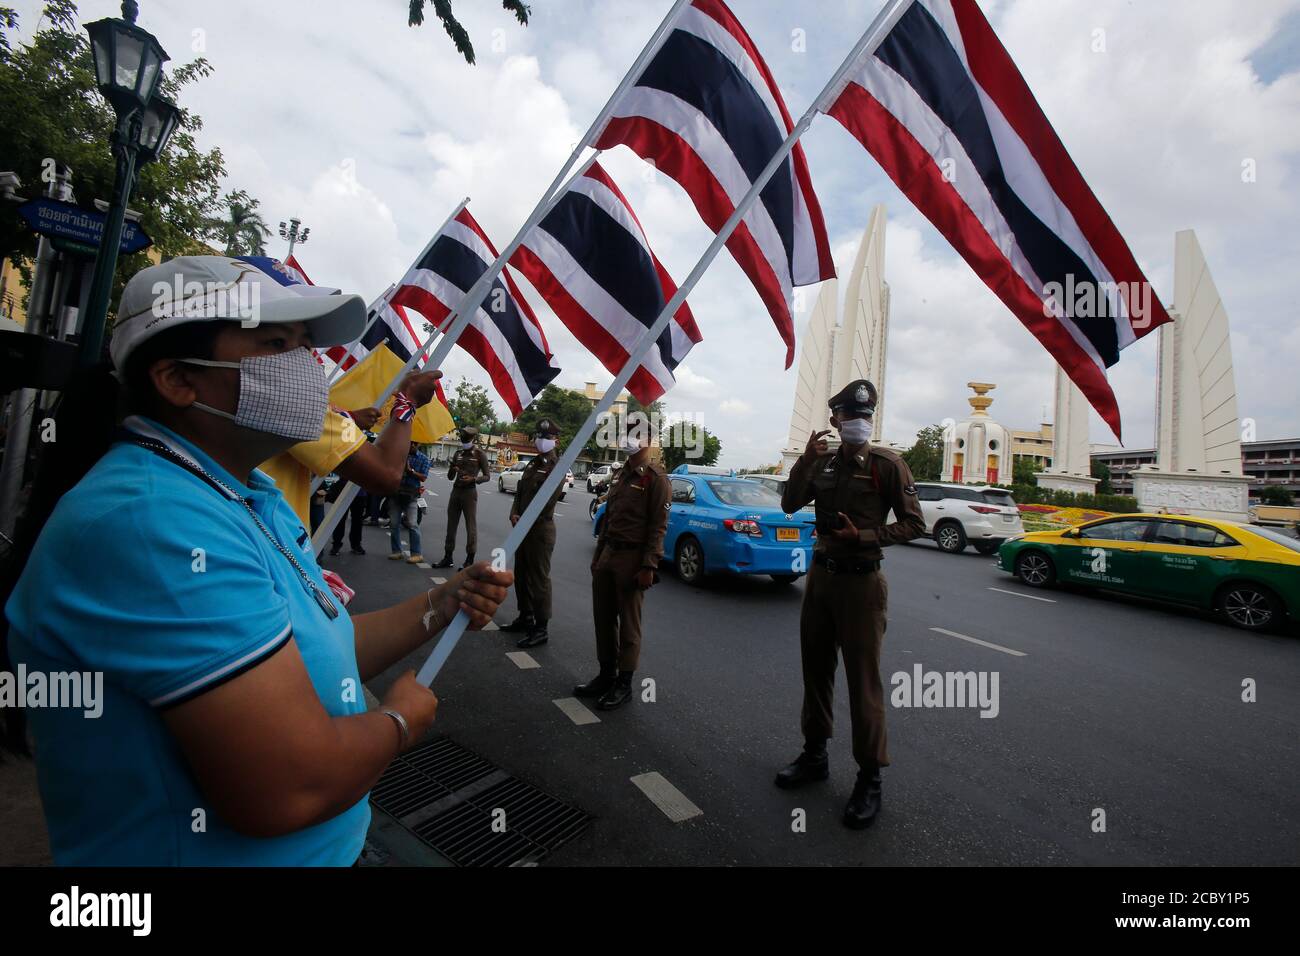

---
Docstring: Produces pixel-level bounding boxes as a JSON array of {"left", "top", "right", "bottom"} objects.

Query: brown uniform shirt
[
  {"left": 595, "top": 459, "right": 671, "bottom": 569},
  {"left": 782, "top": 443, "right": 925, "bottom": 560},
  {"left": 447, "top": 446, "right": 490, "bottom": 488},
  {"left": 511, "top": 450, "right": 564, "bottom": 522}
]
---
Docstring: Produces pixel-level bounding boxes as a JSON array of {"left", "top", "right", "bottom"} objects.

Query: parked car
[
  {"left": 915, "top": 482, "right": 1024, "bottom": 554},
  {"left": 586, "top": 464, "right": 619, "bottom": 494},
  {"left": 497, "top": 462, "right": 526, "bottom": 494},
  {"left": 497, "top": 461, "right": 572, "bottom": 500},
  {"left": 591, "top": 465, "right": 815, "bottom": 586},
  {"left": 997, "top": 513, "right": 1300, "bottom": 632}
]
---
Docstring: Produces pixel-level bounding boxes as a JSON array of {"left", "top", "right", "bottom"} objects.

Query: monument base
[
  {"left": 1132, "top": 469, "right": 1251, "bottom": 523},
  {"left": 780, "top": 447, "right": 802, "bottom": 476},
  {"left": 1034, "top": 472, "right": 1100, "bottom": 495}
]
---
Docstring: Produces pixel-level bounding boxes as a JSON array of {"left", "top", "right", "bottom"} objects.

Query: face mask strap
[{"left": 179, "top": 357, "right": 240, "bottom": 370}]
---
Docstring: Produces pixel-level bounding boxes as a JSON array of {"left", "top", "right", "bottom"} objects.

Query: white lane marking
[
  {"left": 481, "top": 621, "right": 500, "bottom": 631},
  {"left": 506, "top": 651, "right": 540, "bottom": 669},
  {"left": 630, "top": 772, "right": 703, "bottom": 823},
  {"left": 417, "top": 562, "right": 432, "bottom": 569},
  {"left": 929, "top": 627, "right": 1027, "bottom": 658},
  {"left": 553, "top": 697, "right": 600, "bottom": 725},
  {"left": 554, "top": 513, "right": 565, "bottom": 518},
  {"left": 987, "top": 586, "right": 1056, "bottom": 603},
  {"left": 430, "top": 576, "right": 447, "bottom": 584}
]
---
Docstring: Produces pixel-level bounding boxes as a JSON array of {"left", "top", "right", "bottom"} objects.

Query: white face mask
[
  {"left": 182, "top": 348, "right": 329, "bottom": 443},
  {"left": 838, "top": 418, "right": 873, "bottom": 446},
  {"left": 535, "top": 437, "right": 557, "bottom": 454},
  {"left": 460, "top": 441, "right": 474, "bottom": 450}
]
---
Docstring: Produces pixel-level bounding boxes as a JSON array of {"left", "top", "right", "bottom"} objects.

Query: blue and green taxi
[{"left": 996, "top": 513, "right": 1300, "bottom": 631}]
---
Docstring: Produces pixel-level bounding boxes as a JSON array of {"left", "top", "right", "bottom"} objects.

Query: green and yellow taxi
[{"left": 996, "top": 514, "right": 1300, "bottom": 632}]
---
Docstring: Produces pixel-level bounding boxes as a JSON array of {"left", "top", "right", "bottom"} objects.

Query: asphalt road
[{"left": 325, "top": 480, "right": 1300, "bottom": 866}]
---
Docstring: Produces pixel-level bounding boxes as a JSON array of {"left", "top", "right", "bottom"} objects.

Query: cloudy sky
[{"left": 15, "top": 0, "right": 1300, "bottom": 465}]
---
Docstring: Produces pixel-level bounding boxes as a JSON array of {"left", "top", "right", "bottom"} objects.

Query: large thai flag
[
  {"left": 389, "top": 207, "right": 560, "bottom": 418},
  {"left": 593, "top": 0, "right": 834, "bottom": 368},
  {"left": 510, "top": 161, "right": 702, "bottom": 405},
  {"left": 821, "top": 0, "right": 1170, "bottom": 438}
]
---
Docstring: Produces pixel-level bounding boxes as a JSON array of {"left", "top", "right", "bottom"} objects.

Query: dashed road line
[
  {"left": 430, "top": 576, "right": 447, "bottom": 584},
  {"left": 987, "top": 586, "right": 1056, "bottom": 603},
  {"left": 630, "top": 772, "right": 702, "bottom": 823},
  {"left": 553, "top": 697, "right": 600, "bottom": 725},
  {"left": 929, "top": 627, "right": 1027, "bottom": 658},
  {"left": 506, "top": 651, "right": 540, "bottom": 669},
  {"left": 416, "top": 562, "right": 432, "bottom": 569},
  {"left": 481, "top": 621, "right": 500, "bottom": 631}
]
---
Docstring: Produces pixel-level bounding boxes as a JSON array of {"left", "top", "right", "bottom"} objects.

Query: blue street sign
[{"left": 15, "top": 198, "right": 153, "bottom": 256}]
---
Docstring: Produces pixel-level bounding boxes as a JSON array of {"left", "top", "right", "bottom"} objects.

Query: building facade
[{"left": 1092, "top": 439, "right": 1300, "bottom": 499}]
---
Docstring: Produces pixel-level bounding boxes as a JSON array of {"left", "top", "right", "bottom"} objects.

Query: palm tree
[
  {"left": 407, "top": 1, "right": 530, "bottom": 64},
  {"left": 202, "top": 191, "right": 271, "bottom": 257}
]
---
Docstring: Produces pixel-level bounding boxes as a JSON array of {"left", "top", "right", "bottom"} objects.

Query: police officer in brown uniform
[
  {"left": 575, "top": 433, "right": 670, "bottom": 710},
  {"left": 434, "top": 425, "right": 490, "bottom": 569},
  {"left": 502, "top": 419, "right": 565, "bottom": 648},
  {"left": 776, "top": 379, "right": 925, "bottom": 829}
]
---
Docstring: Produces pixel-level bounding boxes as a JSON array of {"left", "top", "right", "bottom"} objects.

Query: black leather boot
[
  {"left": 596, "top": 671, "right": 634, "bottom": 710},
  {"left": 774, "top": 743, "right": 829, "bottom": 789},
  {"left": 459, "top": 553, "right": 475, "bottom": 570},
  {"left": 843, "top": 765, "right": 882, "bottom": 829},
  {"left": 500, "top": 614, "right": 535, "bottom": 633},
  {"left": 516, "top": 620, "right": 549, "bottom": 648},
  {"left": 573, "top": 667, "right": 616, "bottom": 698},
  {"left": 432, "top": 553, "right": 454, "bottom": 569}
]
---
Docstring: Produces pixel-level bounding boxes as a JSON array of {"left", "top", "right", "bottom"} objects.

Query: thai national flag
[
  {"left": 389, "top": 207, "right": 560, "bottom": 418},
  {"left": 510, "top": 161, "right": 702, "bottom": 405},
  {"left": 820, "top": 0, "right": 1170, "bottom": 438},
  {"left": 593, "top": 0, "right": 834, "bottom": 368}
]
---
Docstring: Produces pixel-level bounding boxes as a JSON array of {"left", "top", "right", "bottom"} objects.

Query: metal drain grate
[{"left": 371, "top": 736, "right": 592, "bottom": 866}]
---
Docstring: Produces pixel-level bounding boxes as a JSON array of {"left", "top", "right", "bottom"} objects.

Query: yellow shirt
[{"left": 260, "top": 410, "right": 367, "bottom": 527}]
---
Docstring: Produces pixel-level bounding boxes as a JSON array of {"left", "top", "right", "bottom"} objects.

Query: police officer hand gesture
[{"left": 804, "top": 429, "right": 832, "bottom": 458}]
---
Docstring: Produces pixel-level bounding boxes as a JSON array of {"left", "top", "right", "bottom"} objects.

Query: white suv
[
  {"left": 915, "top": 482, "right": 1023, "bottom": 554},
  {"left": 498, "top": 462, "right": 572, "bottom": 500}
]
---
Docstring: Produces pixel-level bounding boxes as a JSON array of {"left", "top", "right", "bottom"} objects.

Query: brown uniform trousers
[
  {"left": 445, "top": 447, "right": 490, "bottom": 560},
  {"left": 591, "top": 460, "right": 670, "bottom": 672},
  {"left": 512, "top": 449, "right": 564, "bottom": 621},
  {"left": 781, "top": 444, "right": 925, "bottom": 769}
]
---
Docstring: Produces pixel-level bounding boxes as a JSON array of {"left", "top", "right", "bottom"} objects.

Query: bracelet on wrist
[{"left": 381, "top": 708, "right": 410, "bottom": 750}]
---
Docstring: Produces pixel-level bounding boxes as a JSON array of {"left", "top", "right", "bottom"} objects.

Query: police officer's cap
[
  {"left": 828, "top": 379, "right": 878, "bottom": 417},
  {"left": 535, "top": 418, "right": 561, "bottom": 438},
  {"left": 458, "top": 425, "right": 479, "bottom": 440}
]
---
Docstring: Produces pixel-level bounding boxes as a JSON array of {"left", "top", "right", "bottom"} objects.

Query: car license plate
[
  {"left": 777, "top": 527, "right": 799, "bottom": 541},
  {"left": 1002, "top": 514, "right": 1016, "bottom": 522}
]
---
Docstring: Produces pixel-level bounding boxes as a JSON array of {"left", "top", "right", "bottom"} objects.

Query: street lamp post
[
  {"left": 78, "top": 1, "right": 174, "bottom": 367},
  {"left": 279, "top": 217, "right": 311, "bottom": 262}
]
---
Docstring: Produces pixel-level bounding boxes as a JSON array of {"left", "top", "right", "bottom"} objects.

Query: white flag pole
[{"left": 416, "top": 0, "right": 916, "bottom": 686}]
